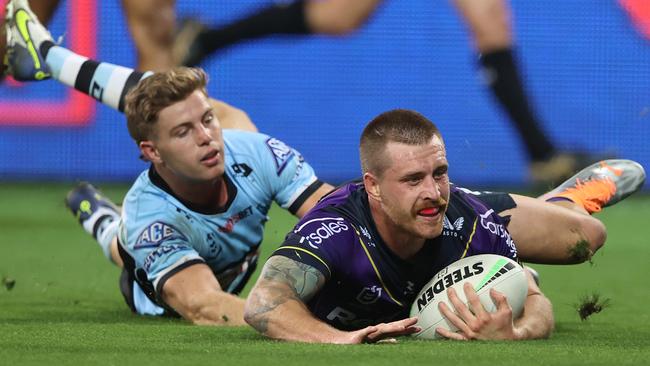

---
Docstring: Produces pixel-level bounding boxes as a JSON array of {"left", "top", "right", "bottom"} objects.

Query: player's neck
[
  {"left": 155, "top": 164, "right": 228, "bottom": 210},
  {"left": 369, "top": 199, "right": 425, "bottom": 260}
]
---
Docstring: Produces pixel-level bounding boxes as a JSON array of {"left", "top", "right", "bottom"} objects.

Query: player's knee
[
  {"left": 315, "top": 17, "right": 364, "bottom": 35},
  {"left": 583, "top": 216, "right": 607, "bottom": 252}
]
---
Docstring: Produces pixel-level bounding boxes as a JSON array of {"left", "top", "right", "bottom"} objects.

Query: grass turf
[{"left": 1, "top": 183, "right": 649, "bottom": 365}]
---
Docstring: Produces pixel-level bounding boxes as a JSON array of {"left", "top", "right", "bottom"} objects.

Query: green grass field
[{"left": 1, "top": 183, "right": 649, "bottom": 365}]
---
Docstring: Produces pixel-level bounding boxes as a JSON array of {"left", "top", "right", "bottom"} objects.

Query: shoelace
[{"left": 558, "top": 177, "right": 617, "bottom": 213}]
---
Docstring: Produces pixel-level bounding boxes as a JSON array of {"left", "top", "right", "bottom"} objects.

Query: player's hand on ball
[
  {"left": 346, "top": 317, "right": 421, "bottom": 344},
  {"left": 436, "top": 282, "right": 520, "bottom": 340}
]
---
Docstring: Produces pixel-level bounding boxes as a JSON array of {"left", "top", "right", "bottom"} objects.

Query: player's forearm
[
  {"left": 181, "top": 292, "right": 247, "bottom": 326},
  {"left": 513, "top": 292, "right": 554, "bottom": 340},
  {"left": 245, "top": 283, "right": 349, "bottom": 343}
]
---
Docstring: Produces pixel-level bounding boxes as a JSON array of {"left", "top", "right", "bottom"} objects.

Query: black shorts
[
  {"left": 474, "top": 191, "right": 517, "bottom": 213},
  {"left": 472, "top": 191, "right": 517, "bottom": 226}
]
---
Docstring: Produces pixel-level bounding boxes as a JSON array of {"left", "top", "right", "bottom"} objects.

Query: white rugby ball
[{"left": 410, "top": 254, "right": 528, "bottom": 339}]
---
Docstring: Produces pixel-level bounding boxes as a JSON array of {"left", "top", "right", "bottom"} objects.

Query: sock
[
  {"left": 79, "top": 207, "right": 120, "bottom": 262},
  {"left": 196, "top": 1, "right": 311, "bottom": 58},
  {"left": 479, "top": 48, "right": 556, "bottom": 162},
  {"left": 41, "top": 41, "right": 153, "bottom": 112},
  {"left": 545, "top": 196, "right": 574, "bottom": 204},
  {"left": 97, "top": 220, "right": 120, "bottom": 263}
]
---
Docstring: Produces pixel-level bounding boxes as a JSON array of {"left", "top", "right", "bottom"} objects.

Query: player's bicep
[
  {"left": 258, "top": 255, "right": 326, "bottom": 302},
  {"left": 294, "top": 183, "right": 334, "bottom": 218}
]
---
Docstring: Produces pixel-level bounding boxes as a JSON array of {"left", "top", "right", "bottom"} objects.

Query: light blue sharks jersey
[{"left": 117, "top": 130, "right": 322, "bottom": 314}]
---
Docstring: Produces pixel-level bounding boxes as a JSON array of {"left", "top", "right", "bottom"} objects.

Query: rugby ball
[{"left": 410, "top": 254, "right": 528, "bottom": 339}]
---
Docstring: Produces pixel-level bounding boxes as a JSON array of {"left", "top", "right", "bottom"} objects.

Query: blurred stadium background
[{"left": 0, "top": 0, "right": 648, "bottom": 187}]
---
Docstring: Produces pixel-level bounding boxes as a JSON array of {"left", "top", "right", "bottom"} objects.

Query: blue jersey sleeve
[
  {"left": 257, "top": 136, "right": 322, "bottom": 214},
  {"left": 118, "top": 194, "right": 204, "bottom": 295}
]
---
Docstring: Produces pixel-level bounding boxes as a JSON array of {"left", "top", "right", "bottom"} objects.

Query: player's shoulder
[
  {"left": 448, "top": 185, "right": 493, "bottom": 215},
  {"left": 291, "top": 206, "right": 357, "bottom": 250},
  {"left": 122, "top": 170, "right": 188, "bottom": 227},
  {"left": 224, "top": 130, "right": 298, "bottom": 173}
]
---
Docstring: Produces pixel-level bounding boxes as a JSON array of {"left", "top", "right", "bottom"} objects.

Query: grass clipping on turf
[{"left": 576, "top": 293, "right": 610, "bottom": 320}]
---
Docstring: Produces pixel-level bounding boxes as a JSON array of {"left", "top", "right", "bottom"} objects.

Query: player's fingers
[
  {"left": 435, "top": 327, "right": 467, "bottom": 341},
  {"left": 463, "top": 282, "right": 488, "bottom": 319},
  {"left": 447, "top": 286, "right": 475, "bottom": 321},
  {"left": 438, "top": 301, "right": 474, "bottom": 337},
  {"left": 374, "top": 318, "right": 421, "bottom": 337},
  {"left": 490, "top": 288, "right": 512, "bottom": 316}
]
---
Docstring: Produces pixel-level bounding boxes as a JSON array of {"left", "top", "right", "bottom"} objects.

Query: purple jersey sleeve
[{"left": 272, "top": 210, "right": 358, "bottom": 279}]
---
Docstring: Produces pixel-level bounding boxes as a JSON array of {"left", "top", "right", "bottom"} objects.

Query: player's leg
[
  {"left": 4, "top": 0, "right": 258, "bottom": 132},
  {"left": 505, "top": 160, "right": 645, "bottom": 264},
  {"left": 121, "top": 0, "right": 175, "bottom": 71},
  {"left": 304, "top": 0, "right": 382, "bottom": 35},
  {"left": 175, "top": 0, "right": 382, "bottom": 66},
  {"left": 65, "top": 182, "right": 124, "bottom": 267},
  {"left": 450, "top": 0, "right": 578, "bottom": 184}
]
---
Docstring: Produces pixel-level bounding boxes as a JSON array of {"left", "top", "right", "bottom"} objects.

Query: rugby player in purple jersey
[{"left": 244, "top": 109, "right": 645, "bottom": 343}]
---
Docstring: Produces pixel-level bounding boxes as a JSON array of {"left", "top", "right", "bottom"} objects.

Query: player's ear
[
  {"left": 363, "top": 172, "right": 381, "bottom": 201},
  {"left": 140, "top": 140, "right": 162, "bottom": 163}
]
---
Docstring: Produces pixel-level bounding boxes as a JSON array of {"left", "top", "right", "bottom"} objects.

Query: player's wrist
[{"left": 512, "top": 326, "right": 528, "bottom": 340}]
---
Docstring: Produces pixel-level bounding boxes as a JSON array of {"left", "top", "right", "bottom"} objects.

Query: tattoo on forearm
[{"left": 246, "top": 256, "right": 325, "bottom": 333}]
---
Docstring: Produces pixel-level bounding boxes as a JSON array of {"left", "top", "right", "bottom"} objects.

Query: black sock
[
  {"left": 479, "top": 48, "right": 556, "bottom": 162},
  {"left": 196, "top": 1, "right": 311, "bottom": 59}
]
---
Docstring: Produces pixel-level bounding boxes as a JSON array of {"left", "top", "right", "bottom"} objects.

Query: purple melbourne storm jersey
[{"left": 271, "top": 182, "right": 518, "bottom": 330}]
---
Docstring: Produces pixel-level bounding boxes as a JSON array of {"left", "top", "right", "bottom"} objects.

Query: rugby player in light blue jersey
[
  {"left": 4, "top": 0, "right": 333, "bottom": 324},
  {"left": 5, "top": 0, "right": 645, "bottom": 330}
]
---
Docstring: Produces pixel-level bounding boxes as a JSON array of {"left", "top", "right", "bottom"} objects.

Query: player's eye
[
  {"left": 404, "top": 176, "right": 422, "bottom": 185},
  {"left": 434, "top": 167, "right": 448, "bottom": 180},
  {"left": 203, "top": 114, "right": 214, "bottom": 125},
  {"left": 175, "top": 128, "right": 189, "bottom": 137}
]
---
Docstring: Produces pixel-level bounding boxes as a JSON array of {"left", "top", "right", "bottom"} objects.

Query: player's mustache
[{"left": 416, "top": 197, "right": 448, "bottom": 211}]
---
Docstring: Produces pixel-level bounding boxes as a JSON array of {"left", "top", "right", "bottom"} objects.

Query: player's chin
[
  {"left": 414, "top": 220, "right": 443, "bottom": 239},
  {"left": 196, "top": 163, "right": 225, "bottom": 181}
]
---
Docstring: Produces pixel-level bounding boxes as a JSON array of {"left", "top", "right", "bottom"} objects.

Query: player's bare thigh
[
  {"left": 121, "top": 0, "right": 176, "bottom": 71},
  {"left": 209, "top": 99, "right": 258, "bottom": 132},
  {"left": 504, "top": 194, "right": 606, "bottom": 264},
  {"left": 450, "top": 0, "right": 512, "bottom": 51}
]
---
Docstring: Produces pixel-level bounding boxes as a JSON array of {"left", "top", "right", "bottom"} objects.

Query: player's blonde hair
[
  {"left": 125, "top": 67, "right": 209, "bottom": 144},
  {"left": 359, "top": 109, "right": 442, "bottom": 176}
]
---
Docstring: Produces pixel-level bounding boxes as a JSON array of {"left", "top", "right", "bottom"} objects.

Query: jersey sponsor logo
[
  {"left": 295, "top": 217, "right": 349, "bottom": 249},
  {"left": 404, "top": 281, "right": 416, "bottom": 296},
  {"left": 356, "top": 285, "right": 383, "bottom": 305},
  {"left": 134, "top": 222, "right": 188, "bottom": 249},
  {"left": 326, "top": 306, "right": 357, "bottom": 325},
  {"left": 265, "top": 137, "right": 295, "bottom": 175},
  {"left": 231, "top": 163, "right": 253, "bottom": 177},
  {"left": 415, "top": 262, "right": 484, "bottom": 312},
  {"left": 142, "top": 243, "right": 185, "bottom": 272},
  {"left": 218, "top": 206, "right": 253, "bottom": 233},
  {"left": 442, "top": 216, "right": 464, "bottom": 238},
  {"left": 479, "top": 209, "right": 517, "bottom": 256}
]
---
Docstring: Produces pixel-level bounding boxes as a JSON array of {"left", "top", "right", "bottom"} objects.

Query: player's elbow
[
  {"left": 184, "top": 302, "right": 222, "bottom": 326},
  {"left": 243, "top": 291, "right": 262, "bottom": 328},
  {"left": 183, "top": 298, "right": 242, "bottom": 326}
]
